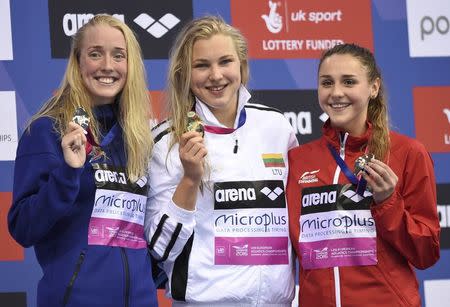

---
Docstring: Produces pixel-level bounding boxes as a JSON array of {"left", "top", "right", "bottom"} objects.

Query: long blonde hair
[
  {"left": 318, "top": 43, "right": 390, "bottom": 161},
  {"left": 29, "top": 14, "right": 153, "bottom": 181},
  {"left": 166, "top": 15, "right": 249, "bottom": 146}
]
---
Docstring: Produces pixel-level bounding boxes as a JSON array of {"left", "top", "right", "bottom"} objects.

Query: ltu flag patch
[{"left": 262, "top": 153, "right": 285, "bottom": 167}]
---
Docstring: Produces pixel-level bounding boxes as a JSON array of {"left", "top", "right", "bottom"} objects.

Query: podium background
[{"left": 1, "top": 0, "right": 449, "bottom": 306}]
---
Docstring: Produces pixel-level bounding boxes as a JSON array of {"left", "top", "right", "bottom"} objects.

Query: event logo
[
  {"left": 413, "top": 86, "right": 450, "bottom": 152},
  {"left": 134, "top": 13, "right": 180, "bottom": 38},
  {"left": 0, "top": 0, "right": 13, "bottom": 60},
  {"left": 0, "top": 91, "right": 18, "bottom": 161},
  {"left": 48, "top": 0, "right": 193, "bottom": 59},
  {"left": 250, "top": 90, "right": 323, "bottom": 144},
  {"left": 406, "top": 0, "right": 450, "bottom": 57},
  {"left": 231, "top": 0, "right": 373, "bottom": 58}
]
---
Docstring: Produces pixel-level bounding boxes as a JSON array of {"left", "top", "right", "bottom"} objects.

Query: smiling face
[
  {"left": 190, "top": 34, "right": 242, "bottom": 127},
  {"left": 318, "top": 53, "right": 380, "bottom": 136},
  {"left": 79, "top": 24, "right": 127, "bottom": 106}
]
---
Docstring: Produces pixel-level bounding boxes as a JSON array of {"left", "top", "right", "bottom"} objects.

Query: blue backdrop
[{"left": 0, "top": 1, "right": 449, "bottom": 306}]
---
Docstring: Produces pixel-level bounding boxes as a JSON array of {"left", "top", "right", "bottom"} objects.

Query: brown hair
[{"left": 318, "top": 43, "right": 389, "bottom": 161}]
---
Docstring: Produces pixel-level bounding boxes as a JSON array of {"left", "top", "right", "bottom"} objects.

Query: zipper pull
[{"left": 233, "top": 139, "right": 238, "bottom": 154}]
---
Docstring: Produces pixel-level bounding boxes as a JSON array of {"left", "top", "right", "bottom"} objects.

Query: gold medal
[{"left": 186, "top": 111, "right": 204, "bottom": 137}]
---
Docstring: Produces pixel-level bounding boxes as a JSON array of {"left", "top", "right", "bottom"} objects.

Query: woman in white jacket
[{"left": 145, "top": 15, "right": 298, "bottom": 306}]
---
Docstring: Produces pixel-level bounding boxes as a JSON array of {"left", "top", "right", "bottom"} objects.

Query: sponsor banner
[
  {"left": 92, "top": 163, "right": 148, "bottom": 195},
  {"left": 48, "top": 0, "right": 193, "bottom": 59},
  {"left": 0, "top": 91, "right": 18, "bottom": 161},
  {"left": 300, "top": 210, "right": 376, "bottom": 242},
  {"left": 231, "top": 0, "right": 373, "bottom": 59},
  {"left": 214, "top": 180, "right": 286, "bottom": 209},
  {"left": 88, "top": 217, "right": 146, "bottom": 248},
  {"left": 0, "top": 293, "right": 26, "bottom": 307},
  {"left": 437, "top": 184, "right": 450, "bottom": 249},
  {"left": 250, "top": 90, "right": 324, "bottom": 144},
  {"left": 0, "top": 192, "right": 24, "bottom": 261},
  {"left": 413, "top": 86, "right": 450, "bottom": 152},
  {"left": 301, "top": 185, "right": 372, "bottom": 215},
  {"left": 424, "top": 279, "right": 450, "bottom": 307},
  {"left": 0, "top": 0, "right": 13, "bottom": 60},
  {"left": 300, "top": 237, "right": 377, "bottom": 269},
  {"left": 214, "top": 208, "right": 288, "bottom": 237},
  {"left": 406, "top": 0, "right": 450, "bottom": 57},
  {"left": 215, "top": 236, "right": 289, "bottom": 265}
]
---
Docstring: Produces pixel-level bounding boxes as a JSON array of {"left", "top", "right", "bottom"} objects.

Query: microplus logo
[{"left": 134, "top": 13, "right": 180, "bottom": 38}]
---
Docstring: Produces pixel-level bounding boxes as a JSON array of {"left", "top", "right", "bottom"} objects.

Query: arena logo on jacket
[
  {"left": 48, "top": 0, "right": 193, "bottom": 59},
  {"left": 88, "top": 163, "right": 148, "bottom": 249},
  {"left": 299, "top": 184, "right": 377, "bottom": 269},
  {"left": 213, "top": 180, "right": 289, "bottom": 265}
]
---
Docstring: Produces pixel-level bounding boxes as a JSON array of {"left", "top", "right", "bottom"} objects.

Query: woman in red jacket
[{"left": 287, "top": 43, "right": 440, "bottom": 306}]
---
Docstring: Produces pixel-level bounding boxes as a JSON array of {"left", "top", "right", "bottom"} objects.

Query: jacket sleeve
[
  {"left": 8, "top": 118, "right": 84, "bottom": 247},
  {"left": 144, "top": 132, "right": 195, "bottom": 263},
  {"left": 371, "top": 141, "right": 440, "bottom": 269}
]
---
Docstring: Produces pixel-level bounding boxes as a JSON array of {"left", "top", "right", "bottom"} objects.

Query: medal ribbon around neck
[
  {"left": 203, "top": 108, "right": 246, "bottom": 134},
  {"left": 327, "top": 143, "right": 368, "bottom": 196}
]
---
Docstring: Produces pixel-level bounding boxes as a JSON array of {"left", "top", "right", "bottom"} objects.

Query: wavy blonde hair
[
  {"left": 29, "top": 14, "right": 153, "bottom": 181},
  {"left": 166, "top": 15, "right": 249, "bottom": 146},
  {"left": 318, "top": 43, "right": 390, "bottom": 161}
]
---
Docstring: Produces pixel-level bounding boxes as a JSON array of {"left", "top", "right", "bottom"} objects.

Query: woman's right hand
[
  {"left": 178, "top": 131, "right": 208, "bottom": 185},
  {"left": 61, "top": 122, "right": 87, "bottom": 168}
]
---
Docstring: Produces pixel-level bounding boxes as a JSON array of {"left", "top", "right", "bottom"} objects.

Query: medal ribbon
[
  {"left": 203, "top": 108, "right": 246, "bottom": 134},
  {"left": 327, "top": 143, "right": 368, "bottom": 196}
]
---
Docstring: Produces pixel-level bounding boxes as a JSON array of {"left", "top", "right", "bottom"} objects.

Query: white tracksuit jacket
[{"left": 145, "top": 86, "right": 298, "bottom": 306}]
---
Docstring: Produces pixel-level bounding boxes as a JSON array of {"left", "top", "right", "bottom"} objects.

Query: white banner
[
  {"left": 0, "top": 91, "right": 18, "bottom": 161},
  {"left": 0, "top": 0, "right": 13, "bottom": 60},
  {"left": 407, "top": 0, "right": 450, "bottom": 57}
]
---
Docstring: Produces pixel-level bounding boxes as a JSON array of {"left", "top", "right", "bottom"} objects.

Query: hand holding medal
[
  {"left": 359, "top": 157, "right": 398, "bottom": 204},
  {"left": 178, "top": 112, "right": 207, "bottom": 184},
  {"left": 60, "top": 107, "right": 89, "bottom": 168}
]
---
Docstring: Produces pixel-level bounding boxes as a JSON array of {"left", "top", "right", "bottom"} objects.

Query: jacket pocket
[{"left": 62, "top": 250, "right": 86, "bottom": 307}]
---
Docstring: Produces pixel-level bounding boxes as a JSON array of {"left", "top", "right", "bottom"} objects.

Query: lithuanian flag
[{"left": 262, "top": 153, "right": 285, "bottom": 168}]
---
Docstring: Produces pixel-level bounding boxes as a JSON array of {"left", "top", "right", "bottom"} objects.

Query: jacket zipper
[
  {"left": 62, "top": 250, "right": 86, "bottom": 306},
  {"left": 333, "top": 132, "right": 349, "bottom": 307},
  {"left": 120, "top": 248, "right": 130, "bottom": 307}
]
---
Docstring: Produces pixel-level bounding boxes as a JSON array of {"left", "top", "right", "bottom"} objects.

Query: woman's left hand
[{"left": 361, "top": 158, "right": 398, "bottom": 204}]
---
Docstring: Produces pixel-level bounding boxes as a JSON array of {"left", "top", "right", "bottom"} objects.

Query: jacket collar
[
  {"left": 322, "top": 119, "right": 372, "bottom": 152},
  {"left": 194, "top": 84, "right": 251, "bottom": 128}
]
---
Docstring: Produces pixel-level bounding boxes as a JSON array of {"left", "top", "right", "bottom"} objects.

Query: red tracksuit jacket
[{"left": 287, "top": 121, "right": 440, "bottom": 307}]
